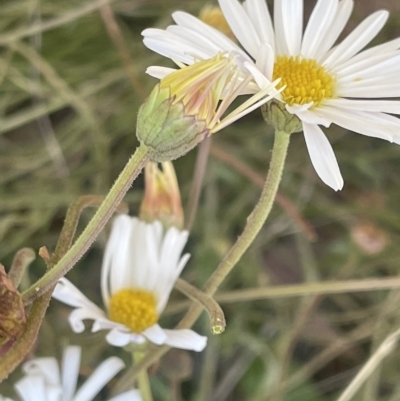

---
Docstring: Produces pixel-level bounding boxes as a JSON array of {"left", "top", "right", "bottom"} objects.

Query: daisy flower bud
[
  {"left": 137, "top": 52, "right": 281, "bottom": 162},
  {"left": 140, "top": 161, "right": 184, "bottom": 230}
]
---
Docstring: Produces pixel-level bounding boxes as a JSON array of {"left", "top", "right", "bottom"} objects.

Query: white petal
[
  {"left": 68, "top": 308, "right": 106, "bottom": 333},
  {"left": 323, "top": 11, "right": 389, "bottom": 68},
  {"left": 15, "top": 376, "right": 48, "bottom": 401},
  {"left": 218, "top": 0, "right": 261, "bottom": 58},
  {"left": 103, "top": 215, "right": 135, "bottom": 303},
  {"left": 167, "top": 25, "right": 230, "bottom": 58},
  {"left": 53, "top": 278, "right": 106, "bottom": 334},
  {"left": 324, "top": 98, "right": 400, "bottom": 114},
  {"left": 162, "top": 329, "right": 208, "bottom": 352},
  {"left": 72, "top": 357, "right": 125, "bottom": 401},
  {"left": 22, "top": 358, "right": 60, "bottom": 386},
  {"left": 301, "top": 0, "right": 337, "bottom": 58},
  {"left": 107, "top": 390, "right": 143, "bottom": 401},
  {"left": 302, "top": 122, "right": 344, "bottom": 190},
  {"left": 143, "top": 324, "right": 167, "bottom": 345},
  {"left": 255, "top": 43, "right": 275, "bottom": 81},
  {"left": 105, "top": 328, "right": 138, "bottom": 347},
  {"left": 315, "top": 106, "right": 394, "bottom": 140},
  {"left": 172, "top": 11, "right": 250, "bottom": 60},
  {"left": 142, "top": 28, "right": 213, "bottom": 64},
  {"left": 333, "top": 37, "right": 400, "bottom": 71},
  {"left": 146, "top": 66, "right": 176, "bottom": 80},
  {"left": 245, "top": 0, "right": 274, "bottom": 49},
  {"left": 338, "top": 56, "right": 400, "bottom": 87},
  {"left": 92, "top": 318, "right": 126, "bottom": 332},
  {"left": 244, "top": 59, "right": 271, "bottom": 89},
  {"left": 287, "top": 104, "right": 331, "bottom": 127},
  {"left": 314, "top": 0, "right": 354, "bottom": 59},
  {"left": 53, "top": 278, "right": 105, "bottom": 317},
  {"left": 62, "top": 346, "right": 81, "bottom": 401},
  {"left": 278, "top": 0, "right": 303, "bottom": 55},
  {"left": 338, "top": 83, "right": 400, "bottom": 98}
]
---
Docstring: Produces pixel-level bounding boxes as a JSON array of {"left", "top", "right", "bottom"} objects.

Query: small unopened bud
[
  {"left": 261, "top": 100, "right": 303, "bottom": 135},
  {"left": 0, "top": 264, "right": 26, "bottom": 346},
  {"left": 140, "top": 161, "right": 184, "bottom": 230}
]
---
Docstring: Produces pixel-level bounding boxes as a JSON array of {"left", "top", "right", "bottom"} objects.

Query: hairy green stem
[
  {"left": 178, "top": 129, "right": 290, "bottom": 329},
  {"left": 134, "top": 351, "right": 154, "bottom": 401},
  {"left": 8, "top": 248, "right": 36, "bottom": 288},
  {"left": 22, "top": 145, "right": 150, "bottom": 303}
]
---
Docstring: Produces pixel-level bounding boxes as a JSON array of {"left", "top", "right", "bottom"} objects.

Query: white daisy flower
[
  {"left": 142, "top": 0, "right": 400, "bottom": 191},
  {"left": 7, "top": 345, "right": 141, "bottom": 401},
  {"left": 52, "top": 215, "right": 207, "bottom": 352}
]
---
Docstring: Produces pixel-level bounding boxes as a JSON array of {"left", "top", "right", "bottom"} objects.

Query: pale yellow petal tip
[{"left": 140, "top": 161, "right": 184, "bottom": 230}]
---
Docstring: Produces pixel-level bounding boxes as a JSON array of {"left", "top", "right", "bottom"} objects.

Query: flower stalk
[
  {"left": 134, "top": 351, "right": 154, "bottom": 401},
  {"left": 177, "top": 129, "right": 290, "bottom": 329}
]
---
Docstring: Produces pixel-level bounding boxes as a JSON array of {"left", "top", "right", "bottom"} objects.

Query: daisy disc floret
[
  {"left": 53, "top": 215, "right": 207, "bottom": 352},
  {"left": 142, "top": 0, "right": 400, "bottom": 191},
  {"left": 273, "top": 56, "right": 337, "bottom": 106},
  {"left": 137, "top": 51, "right": 281, "bottom": 162},
  {"left": 5, "top": 346, "right": 141, "bottom": 401}
]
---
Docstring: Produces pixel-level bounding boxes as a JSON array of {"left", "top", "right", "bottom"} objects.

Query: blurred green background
[{"left": 1, "top": 0, "right": 400, "bottom": 400}]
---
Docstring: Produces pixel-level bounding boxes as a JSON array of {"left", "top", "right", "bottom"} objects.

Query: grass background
[{"left": 1, "top": 0, "right": 400, "bottom": 400}]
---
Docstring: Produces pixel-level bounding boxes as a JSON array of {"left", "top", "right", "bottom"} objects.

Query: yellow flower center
[
  {"left": 108, "top": 288, "right": 158, "bottom": 333},
  {"left": 273, "top": 56, "right": 337, "bottom": 107}
]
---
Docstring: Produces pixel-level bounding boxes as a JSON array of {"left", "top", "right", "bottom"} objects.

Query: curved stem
[
  {"left": 22, "top": 145, "right": 150, "bottom": 303},
  {"left": 8, "top": 248, "right": 36, "bottom": 288},
  {"left": 178, "top": 129, "right": 290, "bottom": 329},
  {"left": 175, "top": 278, "right": 225, "bottom": 334},
  {"left": 51, "top": 195, "right": 128, "bottom": 264}
]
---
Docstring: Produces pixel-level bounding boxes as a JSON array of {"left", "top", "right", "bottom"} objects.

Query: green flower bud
[
  {"left": 261, "top": 100, "right": 303, "bottom": 135},
  {"left": 137, "top": 84, "right": 209, "bottom": 162},
  {"left": 137, "top": 53, "right": 281, "bottom": 161}
]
